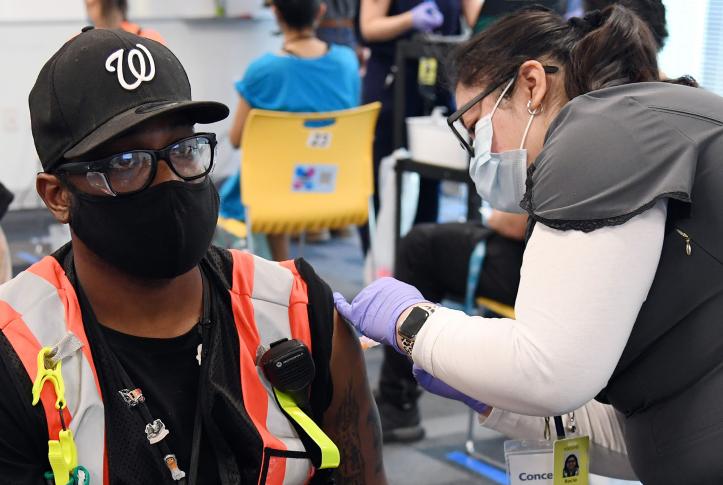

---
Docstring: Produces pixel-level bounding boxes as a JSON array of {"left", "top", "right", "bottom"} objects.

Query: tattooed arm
[{"left": 322, "top": 311, "right": 388, "bottom": 484}]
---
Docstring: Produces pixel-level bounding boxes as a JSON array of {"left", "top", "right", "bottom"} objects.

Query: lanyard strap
[
  {"left": 75, "top": 274, "right": 211, "bottom": 484},
  {"left": 187, "top": 308, "right": 214, "bottom": 485},
  {"left": 553, "top": 415, "right": 566, "bottom": 440},
  {"left": 545, "top": 416, "right": 567, "bottom": 441}
]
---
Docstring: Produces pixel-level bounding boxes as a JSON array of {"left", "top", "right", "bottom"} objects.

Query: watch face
[{"left": 399, "top": 306, "right": 430, "bottom": 339}]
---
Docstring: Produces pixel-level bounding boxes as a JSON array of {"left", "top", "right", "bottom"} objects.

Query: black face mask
[{"left": 69, "top": 178, "right": 219, "bottom": 279}]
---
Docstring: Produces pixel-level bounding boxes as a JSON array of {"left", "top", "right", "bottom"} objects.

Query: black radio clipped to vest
[
  {"left": 260, "top": 338, "right": 316, "bottom": 411},
  {"left": 260, "top": 340, "right": 341, "bottom": 482}
]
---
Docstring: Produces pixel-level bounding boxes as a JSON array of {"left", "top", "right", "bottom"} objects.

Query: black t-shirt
[
  {"left": 0, "top": 246, "right": 335, "bottom": 484},
  {"left": 98, "top": 323, "right": 220, "bottom": 484}
]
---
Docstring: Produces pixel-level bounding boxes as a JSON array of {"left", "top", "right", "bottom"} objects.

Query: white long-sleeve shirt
[{"left": 412, "top": 200, "right": 667, "bottom": 435}]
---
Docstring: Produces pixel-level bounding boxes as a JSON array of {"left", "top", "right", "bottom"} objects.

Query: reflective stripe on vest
[
  {"left": 231, "top": 251, "right": 314, "bottom": 485},
  {"left": 0, "top": 257, "right": 106, "bottom": 484},
  {"left": 0, "top": 251, "right": 316, "bottom": 484}
]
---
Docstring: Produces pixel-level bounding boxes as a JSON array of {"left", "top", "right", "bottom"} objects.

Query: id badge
[
  {"left": 553, "top": 436, "right": 589, "bottom": 485},
  {"left": 417, "top": 57, "right": 438, "bottom": 87},
  {"left": 505, "top": 440, "right": 554, "bottom": 484}
]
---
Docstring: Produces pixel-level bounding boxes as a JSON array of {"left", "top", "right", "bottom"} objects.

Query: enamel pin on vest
[
  {"left": 118, "top": 388, "right": 145, "bottom": 407},
  {"left": 145, "top": 419, "right": 170, "bottom": 445}
]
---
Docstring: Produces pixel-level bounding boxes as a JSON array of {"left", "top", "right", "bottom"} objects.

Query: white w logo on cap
[{"left": 105, "top": 44, "right": 156, "bottom": 91}]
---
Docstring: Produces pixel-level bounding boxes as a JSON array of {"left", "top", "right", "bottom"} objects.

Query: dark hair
[
  {"left": 585, "top": 0, "right": 667, "bottom": 49},
  {"left": 451, "top": 5, "right": 659, "bottom": 100},
  {"left": 101, "top": 0, "right": 128, "bottom": 19},
  {"left": 565, "top": 454, "right": 579, "bottom": 465},
  {"left": 273, "top": 0, "right": 321, "bottom": 29}
]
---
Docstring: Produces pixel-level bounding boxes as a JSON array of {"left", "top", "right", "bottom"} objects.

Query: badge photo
[{"left": 553, "top": 436, "right": 590, "bottom": 485}]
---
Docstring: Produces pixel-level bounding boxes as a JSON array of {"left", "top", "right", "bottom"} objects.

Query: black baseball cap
[{"left": 29, "top": 27, "right": 229, "bottom": 172}]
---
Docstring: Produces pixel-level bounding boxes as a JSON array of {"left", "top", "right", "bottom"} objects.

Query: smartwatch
[{"left": 398, "top": 304, "right": 436, "bottom": 356}]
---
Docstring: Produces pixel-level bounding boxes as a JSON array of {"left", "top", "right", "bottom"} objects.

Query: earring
[{"left": 527, "top": 100, "right": 543, "bottom": 115}]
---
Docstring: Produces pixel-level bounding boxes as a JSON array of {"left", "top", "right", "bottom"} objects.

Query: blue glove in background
[
  {"left": 333, "top": 277, "right": 426, "bottom": 352},
  {"left": 413, "top": 365, "right": 489, "bottom": 414},
  {"left": 410, "top": 1, "right": 444, "bottom": 32}
]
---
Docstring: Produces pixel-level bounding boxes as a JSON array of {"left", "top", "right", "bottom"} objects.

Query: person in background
[
  {"left": 222, "top": 0, "right": 360, "bottom": 261},
  {"left": 359, "top": 2, "right": 480, "bottom": 430},
  {"left": 358, "top": 0, "right": 482, "bottom": 258},
  {"left": 85, "top": 0, "right": 166, "bottom": 43},
  {"left": 317, "top": 0, "right": 359, "bottom": 48},
  {"left": 0, "top": 182, "right": 13, "bottom": 284}
]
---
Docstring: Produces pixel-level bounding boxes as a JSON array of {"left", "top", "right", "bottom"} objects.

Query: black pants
[{"left": 379, "top": 222, "right": 525, "bottom": 407}]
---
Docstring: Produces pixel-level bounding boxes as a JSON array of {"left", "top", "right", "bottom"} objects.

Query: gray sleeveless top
[
  {"left": 522, "top": 82, "right": 723, "bottom": 484},
  {"left": 520, "top": 82, "right": 714, "bottom": 231}
]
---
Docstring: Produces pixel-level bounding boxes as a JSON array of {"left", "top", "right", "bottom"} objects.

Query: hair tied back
[{"left": 568, "top": 9, "right": 605, "bottom": 36}]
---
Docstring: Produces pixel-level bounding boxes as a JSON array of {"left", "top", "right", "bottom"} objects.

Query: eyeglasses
[
  {"left": 54, "top": 133, "right": 217, "bottom": 196},
  {"left": 446, "top": 65, "right": 560, "bottom": 158}
]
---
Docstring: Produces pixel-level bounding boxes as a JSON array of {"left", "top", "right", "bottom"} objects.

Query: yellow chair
[
  {"left": 217, "top": 216, "right": 247, "bottom": 239},
  {"left": 212, "top": 216, "right": 248, "bottom": 252},
  {"left": 475, "top": 296, "right": 515, "bottom": 319},
  {"left": 240, "top": 103, "right": 381, "bottom": 252}
]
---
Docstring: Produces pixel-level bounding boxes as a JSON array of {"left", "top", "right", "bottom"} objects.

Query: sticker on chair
[
  {"left": 307, "top": 131, "right": 333, "bottom": 149},
  {"left": 292, "top": 165, "right": 338, "bottom": 193}
]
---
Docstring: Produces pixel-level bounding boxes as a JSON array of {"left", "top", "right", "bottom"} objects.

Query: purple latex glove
[
  {"left": 410, "top": 1, "right": 444, "bottom": 32},
  {"left": 333, "top": 277, "right": 426, "bottom": 352},
  {"left": 413, "top": 365, "right": 489, "bottom": 414}
]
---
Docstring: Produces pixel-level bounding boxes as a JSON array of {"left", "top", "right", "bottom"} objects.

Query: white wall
[
  {"left": 0, "top": 13, "right": 278, "bottom": 209},
  {"left": 0, "top": 0, "right": 260, "bottom": 21},
  {"left": 658, "top": 0, "right": 709, "bottom": 81}
]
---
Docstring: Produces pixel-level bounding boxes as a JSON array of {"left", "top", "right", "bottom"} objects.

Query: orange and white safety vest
[{"left": 0, "top": 249, "right": 318, "bottom": 485}]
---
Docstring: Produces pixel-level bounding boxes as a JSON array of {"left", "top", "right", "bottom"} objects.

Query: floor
[{"left": 1, "top": 198, "right": 640, "bottom": 485}]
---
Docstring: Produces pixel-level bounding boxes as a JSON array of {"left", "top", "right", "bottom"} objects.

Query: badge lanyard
[
  {"left": 550, "top": 414, "right": 590, "bottom": 485},
  {"left": 547, "top": 416, "right": 566, "bottom": 440},
  {"left": 506, "top": 414, "right": 589, "bottom": 485},
  {"left": 75, "top": 275, "right": 211, "bottom": 484}
]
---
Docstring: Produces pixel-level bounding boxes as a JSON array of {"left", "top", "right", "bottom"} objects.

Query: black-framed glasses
[
  {"left": 53, "top": 133, "right": 217, "bottom": 196},
  {"left": 446, "top": 65, "right": 560, "bottom": 157}
]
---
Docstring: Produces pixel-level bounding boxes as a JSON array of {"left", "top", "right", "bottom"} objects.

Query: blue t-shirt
[{"left": 220, "top": 44, "right": 360, "bottom": 220}]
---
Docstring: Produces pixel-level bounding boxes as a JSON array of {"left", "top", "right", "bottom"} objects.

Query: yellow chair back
[
  {"left": 240, "top": 103, "right": 381, "bottom": 234},
  {"left": 217, "top": 216, "right": 247, "bottom": 238},
  {"left": 476, "top": 297, "right": 515, "bottom": 319}
]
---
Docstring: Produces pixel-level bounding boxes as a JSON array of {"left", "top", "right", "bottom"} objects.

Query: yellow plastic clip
[
  {"left": 31, "top": 347, "right": 80, "bottom": 484},
  {"left": 31, "top": 347, "right": 66, "bottom": 410},
  {"left": 48, "top": 429, "right": 79, "bottom": 485},
  {"left": 274, "top": 389, "right": 341, "bottom": 469}
]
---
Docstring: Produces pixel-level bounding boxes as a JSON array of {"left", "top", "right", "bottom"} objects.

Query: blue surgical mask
[{"left": 469, "top": 78, "right": 537, "bottom": 213}]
